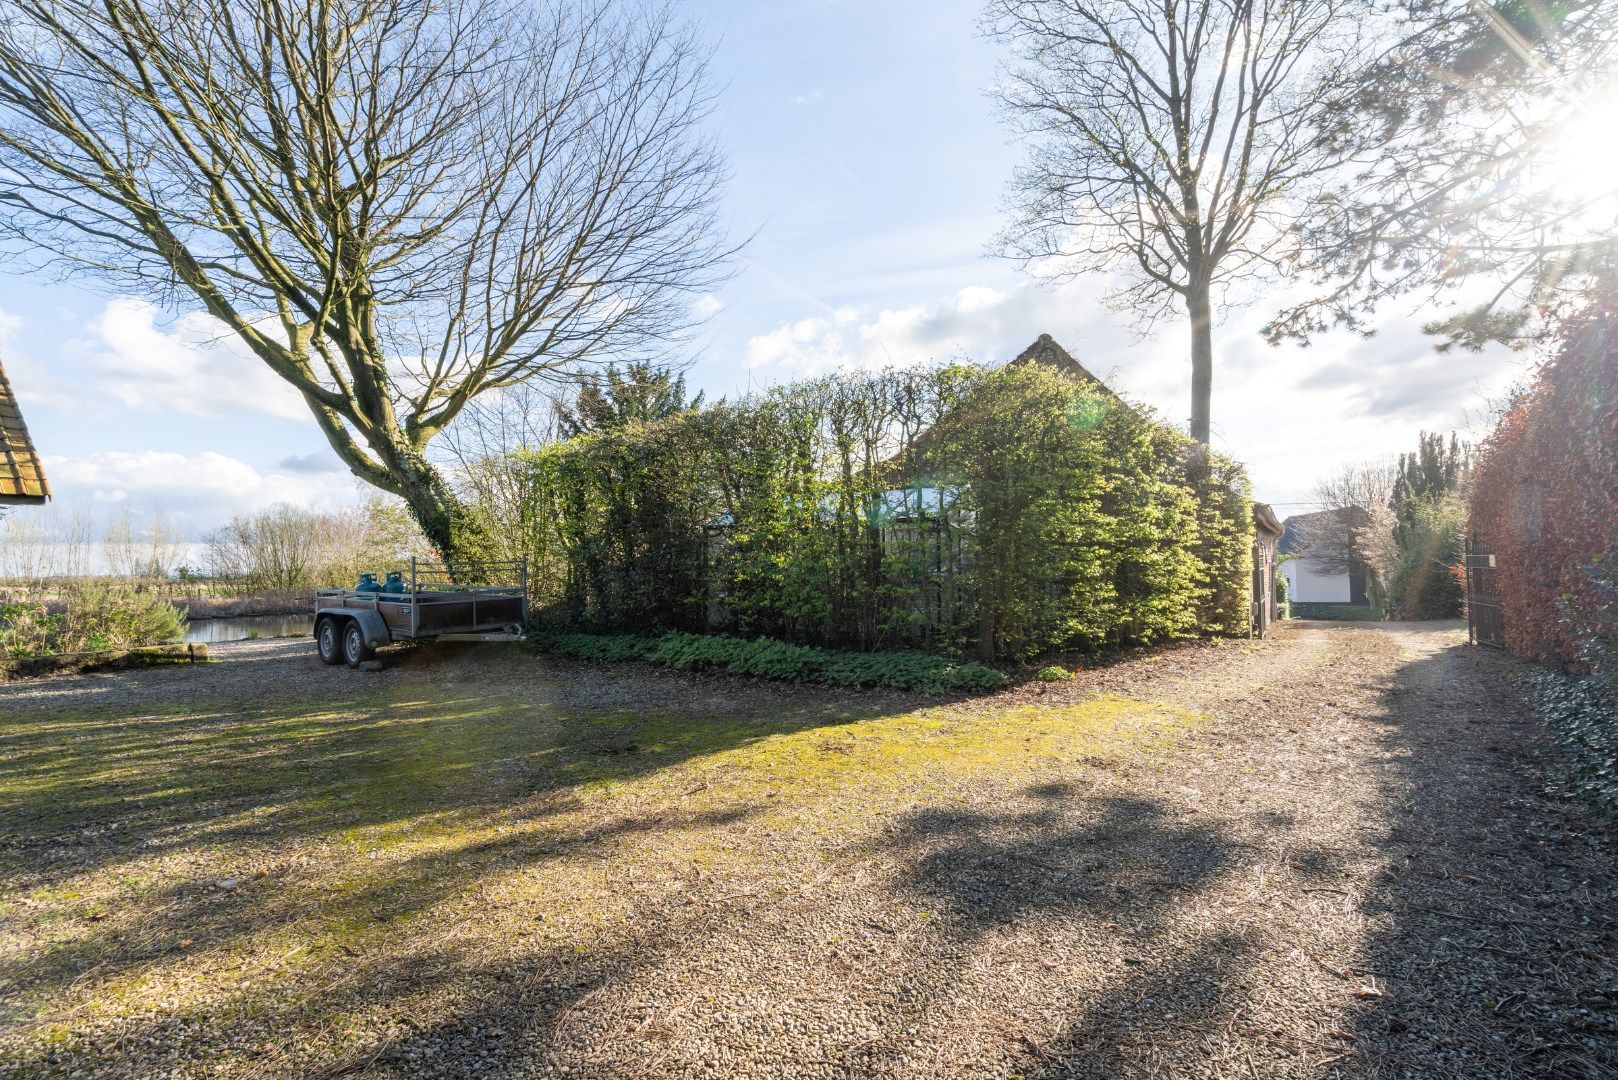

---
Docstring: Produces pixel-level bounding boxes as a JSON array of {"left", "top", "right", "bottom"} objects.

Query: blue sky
[{"left": 1, "top": 0, "right": 1532, "bottom": 540}]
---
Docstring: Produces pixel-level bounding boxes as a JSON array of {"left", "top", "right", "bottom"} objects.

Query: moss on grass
[{"left": 0, "top": 684, "right": 1200, "bottom": 1072}]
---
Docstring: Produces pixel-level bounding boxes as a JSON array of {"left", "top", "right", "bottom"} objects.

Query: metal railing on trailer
[
  {"left": 397, "top": 557, "right": 528, "bottom": 640},
  {"left": 311, "top": 557, "right": 528, "bottom": 653}
]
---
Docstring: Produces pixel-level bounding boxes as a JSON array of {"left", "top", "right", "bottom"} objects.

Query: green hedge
[
  {"left": 526, "top": 630, "right": 1009, "bottom": 692},
  {"left": 512, "top": 362, "right": 1253, "bottom": 660},
  {"left": 1290, "top": 602, "right": 1383, "bottom": 622}
]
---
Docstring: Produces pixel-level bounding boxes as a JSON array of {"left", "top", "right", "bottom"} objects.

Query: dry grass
[
  {"left": 0, "top": 654, "right": 1198, "bottom": 1078},
  {"left": 0, "top": 626, "right": 1613, "bottom": 1079}
]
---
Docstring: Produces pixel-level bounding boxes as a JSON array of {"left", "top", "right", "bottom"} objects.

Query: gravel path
[{"left": 0, "top": 623, "right": 1613, "bottom": 1079}]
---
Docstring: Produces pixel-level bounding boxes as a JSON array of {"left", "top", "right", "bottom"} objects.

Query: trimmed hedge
[
  {"left": 526, "top": 629, "right": 1009, "bottom": 692},
  {"left": 1466, "top": 288, "right": 1617, "bottom": 823},
  {"left": 513, "top": 362, "right": 1254, "bottom": 661},
  {"left": 1468, "top": 295, "right": 1618, "bottom": 665},
  {"left": 1290, "top": 603, "right": 1382, "bottom": 622}
]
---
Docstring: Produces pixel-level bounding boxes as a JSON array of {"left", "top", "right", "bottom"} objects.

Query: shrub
[
  {"left": 512, "top": 361, "right": 1254, "bottom": 661},
  {"left": 0, "top": 582, "right": 186, "bottom": 658},
  {"left": 1388, "top": 495, "right": 1466, "bottom": 620},
  {"left": 522, "top": 630, "right": 658, "bottom": 663},
  {"left": 1035, "top": 664, "right": 1072, "bottom": 682},
  {"left": 204, "top": 501, "right": 424, "bottom": 594},
  {"left": 525, "top": 628, "right": 1009, "bottom": 693}
]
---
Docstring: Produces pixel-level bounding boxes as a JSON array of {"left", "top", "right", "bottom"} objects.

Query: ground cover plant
[
  {"left": 525, "top": 630, "right": 1009, "bottom": 692},
  {"left": 513, "top": 361, "right": 1253, "bottom": 661},
  {"left": 1535, "top": 561, "right": 1618, "bottom": 826}
]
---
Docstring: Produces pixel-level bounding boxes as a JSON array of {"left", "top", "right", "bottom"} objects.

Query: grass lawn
[
  {"left": 1289, "top": 602, "right": 1384, "bottom": 622},
  {"left": 0, "top": 667, "right": 1199, "bottom": 1076}
]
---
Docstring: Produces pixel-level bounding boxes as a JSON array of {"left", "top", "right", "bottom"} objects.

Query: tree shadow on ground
[
  {"left": 0, "top": 645, "right": 881, "bottom": 1031},
  {"left": 872, "top": 786, "right": 1237, "bottom": 931},
  {"left": 1327, "top": 638, "right": 1618, "bottom": 1079},
  {"left": 839, "top": 785, "right": 1266, "bottom": 1079}
]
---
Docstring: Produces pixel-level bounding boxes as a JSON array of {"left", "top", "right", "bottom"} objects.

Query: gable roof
[
  {"left": 882, "top": 334, "right": 1123, "bottom": 484},
  {"left": 1008, "top": 333, "right": 1121, "bottom": 401},
  {"left": 0, "top": 357, "right": 49, "bottom": 505}
]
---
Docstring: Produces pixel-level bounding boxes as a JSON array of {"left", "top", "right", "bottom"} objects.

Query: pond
[{"left": 184, "top": 613, "right": 311, "bottom": 644}]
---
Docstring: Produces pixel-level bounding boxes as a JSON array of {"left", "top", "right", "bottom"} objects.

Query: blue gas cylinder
[
  {"left": 381, "top": 570, "right": 407, "bottom": 596},
  {"left": 355, "top": 572, "right": 381, "bottom": 596}
]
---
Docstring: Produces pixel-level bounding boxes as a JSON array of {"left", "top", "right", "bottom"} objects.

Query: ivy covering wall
[{"left": 513, "top": 362, "right": 1254, "bottom": 661}]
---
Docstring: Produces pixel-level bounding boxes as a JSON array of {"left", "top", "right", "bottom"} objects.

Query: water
[{"left": 184, "top": 613, "right": 310, "bottom": 644}]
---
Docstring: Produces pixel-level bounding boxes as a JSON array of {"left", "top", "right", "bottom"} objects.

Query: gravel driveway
[{"left": 1, "top": 623, "right": 1613, "bottom": 1079}]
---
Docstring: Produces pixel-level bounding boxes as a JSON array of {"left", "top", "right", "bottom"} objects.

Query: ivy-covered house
[
  {"left": 0, "top": 357, "right": 49, "bottom": 506},
  {"left": 521, "top": 333, "right": 1257, "bottom": 660}
]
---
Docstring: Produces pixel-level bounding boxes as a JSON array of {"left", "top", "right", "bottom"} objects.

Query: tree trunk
[
  {"left": 1187, "top": 280, "right": 1214, "bottom": 446},
  {"left": 369, "top": 440, "right": 490, "bottom": 567}
]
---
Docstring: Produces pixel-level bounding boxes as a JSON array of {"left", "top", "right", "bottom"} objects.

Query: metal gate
[{"left": 1463, "top": 537, "right": 1504, "bottom": 648}]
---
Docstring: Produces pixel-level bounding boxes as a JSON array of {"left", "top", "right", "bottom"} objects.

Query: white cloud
[
  {"left": 740, "top": 282, "right": 1127, "bottom": 376},
  {"left": 789, "top": 89, "right": 824, "bottom": 104},
  {"left": 70, "top": 298, "right": 309, "bottom": 422},
  {"left": 743, "top": 306, "right": 865, "bottom": 374},
  {"left": 47, "top": 449, "right": 358, "bottom": 537},
  {"left": 691, "top": 293, "right": 726, "bottom": 320}
]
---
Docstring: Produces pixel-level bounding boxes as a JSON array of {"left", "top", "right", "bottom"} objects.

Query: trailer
[{"left": 312, "top": 558, "right": 527, "bottom": 668}]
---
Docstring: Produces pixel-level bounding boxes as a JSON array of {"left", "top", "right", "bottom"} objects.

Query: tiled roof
[
  {"left": 0, "top": 357, "right": 49, "bottom": 504},
  {"left": 1279, "top": 507, "right": 1360, "bottom": 555}
]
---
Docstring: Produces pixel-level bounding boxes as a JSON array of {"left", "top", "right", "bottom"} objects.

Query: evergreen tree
[
  {"left": 1392, "top": 432, "right": 1471, "bottom": 548},
  {"left": 1389, "top": 431, "right": 1471, "bottom": 619},
  {"left": 557, "top": 363, "right": 706, "bottom": 438}
]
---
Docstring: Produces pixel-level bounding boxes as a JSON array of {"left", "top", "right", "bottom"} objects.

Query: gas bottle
[
  {"left": 354, "top": 572, "right": 381, "bottom": 596},
  {"left": 381, "top": 570, "right": 407, "bottom": 596}
]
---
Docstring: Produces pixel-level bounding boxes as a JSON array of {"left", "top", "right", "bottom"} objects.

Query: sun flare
[{"left": 1542, "top": 89, "right": 1618, "bottom": 220}]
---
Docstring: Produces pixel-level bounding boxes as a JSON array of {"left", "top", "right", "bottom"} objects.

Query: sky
[{"left": 0, "top": 0, "right": 1536, "bottom": 543}]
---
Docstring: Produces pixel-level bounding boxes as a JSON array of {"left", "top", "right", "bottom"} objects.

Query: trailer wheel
[
  {"left": 315, "top": 616, "right": 344, "bottom": 666},
  {"left": 343, "top": 621, "right": 376, "bottom": 668}
]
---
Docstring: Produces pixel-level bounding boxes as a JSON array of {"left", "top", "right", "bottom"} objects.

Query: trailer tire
[
  {"left": 315, "top": 616, "right": 344, "bottom": 666},
  {"left": 343, "top": 621, "right": 375, "bottom": 668}
]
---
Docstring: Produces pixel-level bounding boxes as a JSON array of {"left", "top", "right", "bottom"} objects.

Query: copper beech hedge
[{"left": 1469, "top": 294, "right": 1618, "bottom": 665}]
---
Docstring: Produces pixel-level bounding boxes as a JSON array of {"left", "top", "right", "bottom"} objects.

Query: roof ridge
[{"left": 1008, "top": 333, "right": 1118, "bottom": 399}]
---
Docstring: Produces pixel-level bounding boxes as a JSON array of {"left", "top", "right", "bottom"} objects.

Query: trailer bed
[{"left": 312, "top": 559, "right": 527, "bottom": 666}]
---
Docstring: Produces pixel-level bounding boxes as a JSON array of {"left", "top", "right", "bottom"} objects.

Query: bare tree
[
  {"left": 1294, "top": 462, "right": 1398, "bottom": 606},
  {"left": 984, "top": 0, "right": 1366, "bottom": 444},
  {"left": 0, "top": 0, "right": 731, "bottom": 558}
]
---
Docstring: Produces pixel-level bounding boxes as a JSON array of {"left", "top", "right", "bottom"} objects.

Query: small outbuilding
[
  {"left": 0, "top": 357, "right": 49, "bottom": 506},
  {"left": 1251, "top": 503, "right": 1284, "bottom": 637}
]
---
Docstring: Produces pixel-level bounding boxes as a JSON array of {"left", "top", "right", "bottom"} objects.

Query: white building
[{"left": 1279, "top": 509, "right": 1371, "bottom": 607}]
